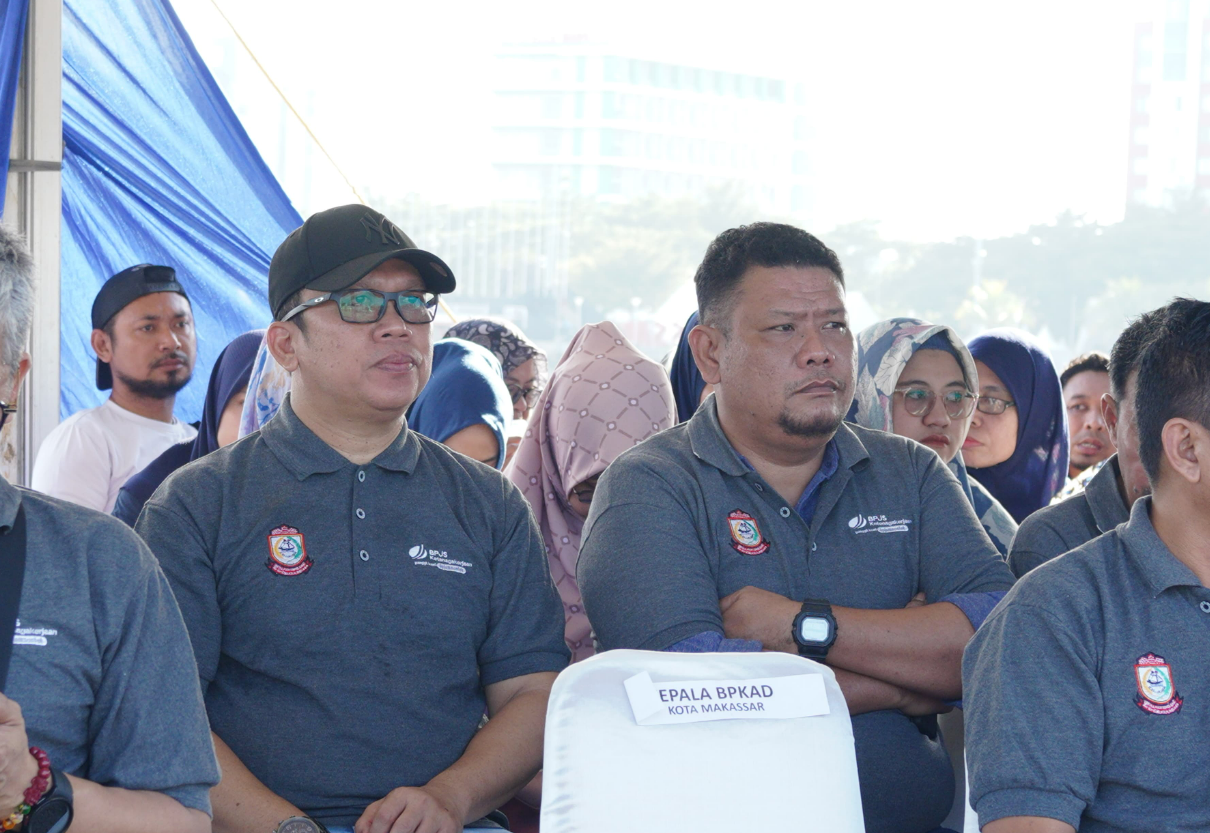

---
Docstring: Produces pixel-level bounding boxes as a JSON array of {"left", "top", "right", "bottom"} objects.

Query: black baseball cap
[
  {"left": 269, "top": 205, "right": 456, "bottom": 320},
  {"left": 91, "top": 264, "right": 189, "bottom": 390}
]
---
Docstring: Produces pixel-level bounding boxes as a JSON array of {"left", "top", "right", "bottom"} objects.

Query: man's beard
[
  {"left": 776, "top": 406, "right": 844, "bottom": 438},
  {"left": 116, "top": 368, "right": 192, "bottom": 400}
]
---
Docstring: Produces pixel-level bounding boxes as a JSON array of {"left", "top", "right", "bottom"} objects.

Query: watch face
[
  {"left": 277, "top": 819, "right": 321, "bottom": 833},
  {"left": 798, "top": 616, "right": 831, "bottom": 644},
  {"left": 26, "top": 798, "right": 72, "bottom": 833}
]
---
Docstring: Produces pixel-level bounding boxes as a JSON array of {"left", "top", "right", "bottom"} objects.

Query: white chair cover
[{"left": 540, "top": 649, "right": 865, "bottom": 833}]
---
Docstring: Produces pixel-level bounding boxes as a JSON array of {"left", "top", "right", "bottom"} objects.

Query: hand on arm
[
  {"left": 720, "top": 586, "right": 974, "bottom": 701},
  {"left": 983, "top": 817, "right": 1076, "bottom": 833},
  {"left": 830, "top": 669, "right": 952, "bottom": 718},
  {"left": 355, "top": 671, "right": 556, "bottom": 833},
  {"left": 0, "top": 694, "right": 208, "bottom": 833},
  {"left": 210, "top": 732, "right": 305, "bottom": 833}
]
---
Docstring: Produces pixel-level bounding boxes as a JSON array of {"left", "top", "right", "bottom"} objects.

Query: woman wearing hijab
[
  {"left": 112, "top": 329, "right": 264, "bottom": 526},
  {"left": 848, "top": 318, "right": 1018, "bottom": 555},
  {"left": 965, "top": 328, "right": 1069, "bottom": 523},
  {"left": 407, "top": 338, "right": 513, "bottom": 468},
  {"left": 444, "top": 317, "right": 547, "bottom": 420},
  {"left": 506, "top": 321, "right": 675, "bottom": 662},
  {"left": 668, "top": 310, "right": 714, "bottom": 423}
]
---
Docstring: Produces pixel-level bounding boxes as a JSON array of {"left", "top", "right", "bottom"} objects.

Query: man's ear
[
  {"left": 90, "top": 328, "right": 112, "bottom": 363},
  {"left": 265, "top": 321, "right": 301, "bottom": 373},
  {"left": 687, "top": 322, "right": 724, "bottom": 386},
  {"left": 1102, "top": 393, "right": 1119, "bottom": 450},
  {"left": 4, "top": 353, "right": 30, "bottom": 406},
  {"left": 1160, "top": 418, "right": 1204, "bottom": 485}
]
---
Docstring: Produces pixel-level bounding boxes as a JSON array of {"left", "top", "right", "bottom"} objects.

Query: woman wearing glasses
[
  {"left": 444, "top": 317, "right": 547, "bottom": 421},
  {"left": 505, "top": 321, "right": 675, "bottom": 663},
  {"left": 966, "top": 328, "right": 1069, "bottom": 524},
  {"left": 849, "top": 318, "right": 1018, "bottom": 556}
]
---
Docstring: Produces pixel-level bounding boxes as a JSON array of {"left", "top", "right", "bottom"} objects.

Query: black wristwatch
[
  {"left": 274, "top": 817, "right": 330, "bottom": 833},
  {"left": 792, "top": 598, "right": 837, "bottom": 661},
  {"left": 24, "top": 767, "right": 73, "bottom": 833}
]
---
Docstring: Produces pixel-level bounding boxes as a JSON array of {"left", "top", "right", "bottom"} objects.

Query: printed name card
[{"left": 623, "top": 671, "right": 830, "bottom": 725}]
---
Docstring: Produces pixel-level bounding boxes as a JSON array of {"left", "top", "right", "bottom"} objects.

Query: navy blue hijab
[
  {"left": 670, "top": 311, "right": 707, "bottom": 423},
  {"left": 407, "top": 339, "right": 512, "bottom": 469},
  {"left": 112, "top": 330, "right": 265, "bottom": 526},
  {"left": 967, "top": 328, "right": 1069, "bottom": 523}
]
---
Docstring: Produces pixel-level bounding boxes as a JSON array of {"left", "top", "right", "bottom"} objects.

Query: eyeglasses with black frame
[
  {"left": 570, "top": 476, "right": 599, "bottom": 504},
  {"left": 281, "top": 288, "right": 439, "bottom": 325},
  {"left": 893, "top": 386, "right": 977, "bottom": 420},
  {"left": 506, "top": 382, "right": 541, "bottom": 409},
  {"left": 975, "top": 395, "right": 1016, "bottom": 416},
  {"left": 0, "top": 401, "right": 15, "bottom": 433}
]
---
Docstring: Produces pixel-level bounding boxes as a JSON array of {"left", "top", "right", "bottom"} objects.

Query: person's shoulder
[
  {"left": 144, "top": 431, "right": 269, "bottom": 520},
  {"left": 18, "top": 486, "right": 157, "bottom": 573},
  {"left": 37, "top": 405, "right": 111, "bottom": 449},
  {"left": 844, "top": 423, "right": 930, "bottom": 463},
  {"left": 598, "top": 423, "right": 695, "bottom": 484},
  {"left": 999, "top": 531, "right": 1118, "bottom": 614},
  {"left": 413, "top": 431, "right": 522, "bottom": 495},
  {"left": 1013, "top": 491, "right": 1094, "bottom": 547}
]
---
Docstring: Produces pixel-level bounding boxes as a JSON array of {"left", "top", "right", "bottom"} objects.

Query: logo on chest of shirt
[
  {"left": 727, "top": 510, "right": 769, "bottom": 556},
  {"left": 407, "top": 544, "right": 474, "bottom": 575},
  {"left": 847, "top": 514, "right": 912, "bottom": 535},
  {"left": 1134, "top": 652, "right": 1183, "bottom": 715},
  {"left": 11, "top": 619, "right": 58, "bottom": 648},
  {"left": 266, "top": 525, "right": 313, "bottom": 577}
]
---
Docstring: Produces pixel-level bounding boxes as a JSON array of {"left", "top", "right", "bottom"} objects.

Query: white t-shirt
[{"left": 31, "top": 399, "right": 197, "bottom": 513}]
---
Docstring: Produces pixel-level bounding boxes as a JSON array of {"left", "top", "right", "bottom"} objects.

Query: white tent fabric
[{"left": 540, "top": 649, "right": 865, "bottom": 833}]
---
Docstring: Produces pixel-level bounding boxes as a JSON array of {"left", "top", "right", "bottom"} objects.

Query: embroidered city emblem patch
[
  {"left": 1135, "top": 652, "right": 1182, "bottom": 715},
  {"left": 266, "top": 525, "right": 313, "bottom": 577},
  {"left": 727, "top": 510, "right": 769, "bottom": 555}
]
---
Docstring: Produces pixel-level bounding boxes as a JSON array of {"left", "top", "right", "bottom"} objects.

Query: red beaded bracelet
[{"left": 2, "top": 747, "right": 51, "bottom": 830}]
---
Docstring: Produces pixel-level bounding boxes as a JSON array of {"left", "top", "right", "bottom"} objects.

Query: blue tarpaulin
[
  {"left": 61, "top": 0, "right": 303, "bottom": 421},
  {"left": 0, "top": 0, "right": 30, "bottom": 218}
]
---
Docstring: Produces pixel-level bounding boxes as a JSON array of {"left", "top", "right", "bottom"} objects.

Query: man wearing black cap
[
  {"left": 31, "top": 265, "right": 196, "bottom": 512},
  {"left": 137, "top": 205, "right": 568, "bottom": 833}
]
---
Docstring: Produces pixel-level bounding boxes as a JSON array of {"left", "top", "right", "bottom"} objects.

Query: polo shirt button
[
  {"left": 358, "top": 470, "right": 366, "bottom": 482},
  {"left": 811, "top": 542, "right": 818, "bottom": 552},
  {"left": 753, "top": 483, "right": 763, "bottom": 492},
  {"left": 359, "top": 550, "right": 369, "bottom": 561},
  {"left": 779, "top": 507, "right": 791, "bottom": 518},
  {"left": 356, "top": 508, "right": 365, "bottom": 519},
  {"left": 1200, "top": 601, "right": 1210, "bottom": 614}
]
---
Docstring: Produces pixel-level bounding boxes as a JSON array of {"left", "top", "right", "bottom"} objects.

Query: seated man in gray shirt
[
  {"left": 964, "top": 298, "right": 1210, "bottom": 833},
  {"left": 0, "top": 227, "right": 218, "bottom": 832},
  {"left": 578, "top": 223, "right": 1015, "bottom": 833},
  {"left": 1007, "top": 307, "right": 1164, "bottom": 577},
  {"left": 137, "top": 205, "right": 568, "bottom": 833}
]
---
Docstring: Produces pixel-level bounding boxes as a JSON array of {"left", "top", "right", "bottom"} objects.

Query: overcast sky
[{"left": 175, "top": 0, "right": 1137, "bottom": 242}]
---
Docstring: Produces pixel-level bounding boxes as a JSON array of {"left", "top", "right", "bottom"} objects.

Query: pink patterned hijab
[{"left": 506, "top": 322, "right": 675, "bottom": 662}]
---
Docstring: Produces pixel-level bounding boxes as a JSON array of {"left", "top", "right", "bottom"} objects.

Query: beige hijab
[{"left": 506, "top": 322, "right": 675, "bottom": 662}]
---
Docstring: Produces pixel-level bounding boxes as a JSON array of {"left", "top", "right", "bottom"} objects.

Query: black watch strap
[{"left": 25, "top": 767, "right": 73, "bottom": 833}]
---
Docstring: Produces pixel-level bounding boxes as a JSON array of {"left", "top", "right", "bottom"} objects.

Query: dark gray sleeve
[
  {"left": 578, "top": 457, "right": 721, "bottom": 651},
  {"left": 478, "top": 480, "right": 570, "bottom": 685},
  {"left": 916, "top": 452, "right": 1016, "bottom": 599},
  {"left": 1007, "top": 516, "right": 1072, "bottom": 579},
  {"left": 963, "top": 598, "right": 1102, "bottom": 828},
  {"left": 85, "top": 521, "right": 220, "bottom": 814},
  {"left": 135, "top": 496, "right": 222, "bottom": 687}
]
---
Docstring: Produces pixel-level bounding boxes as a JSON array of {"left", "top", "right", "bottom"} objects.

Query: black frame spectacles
[
  {"left": 506, "top": 382, "right": 541, "bottom": 408},
  {"left": 570, "top": 477, "right": 599, "bottom": 504},
  {"left": 0, "top": 401, "right": 14, "bottom": 433},
  {"left": 281, "top": 288, "right": 439, "bottom": 325},
  {"left": 894, "top": 386, "right": 976, "bottom": 419},
  {"left": 976, "top": 395, "right": 1016, "bottom": 415}
]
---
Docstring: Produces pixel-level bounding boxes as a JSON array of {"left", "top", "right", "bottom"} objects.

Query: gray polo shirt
[
  {"left": 137, "top": 397, "right": 568, "bottom": 827},
  {"left": 964, "top": 497, "right": 1210, "bottom": 832},
  {"left": 578, "top": 398, "right": 1015, "bottom": 833},
  {"left": 1008, "top": 455, "right": 1128, "bottom": 577},
  {"left": 3, "top": 477, "right": 218, "bottom": 814}
]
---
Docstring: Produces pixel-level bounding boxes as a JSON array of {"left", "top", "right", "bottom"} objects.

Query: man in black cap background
[
  {"left": 31, "top": 264, "right": 197, "bottom": 512},
  {"left": 137, "top": 205, "right": 567, "bottom": 833}
]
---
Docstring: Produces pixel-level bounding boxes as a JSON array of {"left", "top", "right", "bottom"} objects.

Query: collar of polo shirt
[
  {"left": 685, "top": 396, "right": 871, "bottom": 479},
  {"left": 1123, "top": 496, "right": 1206, "bottom": 598},
  {"left": 1085, "top": 455, "right": 1129, "bottom": 535},
  {"left": 262, "top": 395, "right": 421, "bottom": 481}
]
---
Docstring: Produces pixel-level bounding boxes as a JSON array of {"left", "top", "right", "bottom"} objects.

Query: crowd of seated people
[{"left": 3, "top": 207, "right": 1206, "bottom": 833}]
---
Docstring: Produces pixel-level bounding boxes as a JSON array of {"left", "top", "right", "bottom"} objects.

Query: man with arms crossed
[
  {"left": 137, "top": 205, "right": 567, "bottom": 833},
  {"left": 578, "top": 223, "right": 1015, "bottom": 833},
  {"left": 964, "top": 298, "right": 1210, "bottom": 832},
  {"left": 0, "top": 228, "right": 218, "bottom": 832}
]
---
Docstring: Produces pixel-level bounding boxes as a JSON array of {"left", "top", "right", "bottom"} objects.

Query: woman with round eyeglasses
[
  {"left": 444, "top": 317, "right": 548, "bottom": 421},
  {"left": 849, "top": 318, "right": 1018, "bottom": 555},
  {"left": 966, "top": 328, "right": 1069, "bottom": 523}
]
